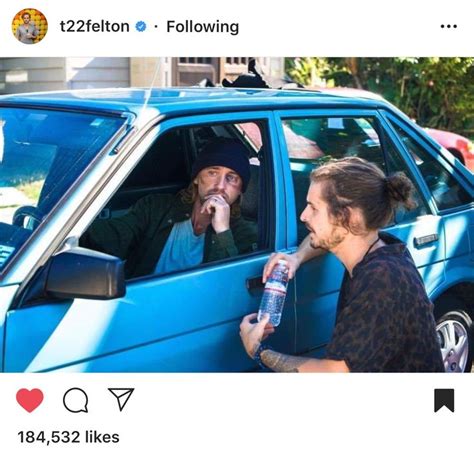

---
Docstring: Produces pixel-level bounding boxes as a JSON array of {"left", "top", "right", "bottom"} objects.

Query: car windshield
[{"left": 0, "top": 107, "right": 125, "bottom": 271}]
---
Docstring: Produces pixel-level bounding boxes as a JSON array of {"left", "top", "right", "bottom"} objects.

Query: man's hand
[
  {"left": 239, "top": 313, "right": 274, "bottom": 358},
  {"left": 200, "top": 195, "right": 230, "bottom": 234},
  {"left": 263, "top": 236, "right": 328, "bottom": 283},
  {"left": 263, "top": 252, "right": 300, "bottom": 283}
]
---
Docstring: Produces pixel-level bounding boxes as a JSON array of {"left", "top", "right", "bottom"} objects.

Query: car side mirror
[{"left": 25, "top": 247, "right": 126, "bottom": 302}]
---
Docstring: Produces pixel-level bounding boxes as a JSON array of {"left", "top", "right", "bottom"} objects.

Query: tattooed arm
[
  {"left": 240, "top": 313, "right": 349, "bottom": 373},
  {"left": 260, "top": 349, "right": 349, "bottom": 373}
]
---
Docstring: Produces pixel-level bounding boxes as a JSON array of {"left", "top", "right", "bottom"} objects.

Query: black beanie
[{"left": 191, "top": 138, "right": 251, "bottom": 192}]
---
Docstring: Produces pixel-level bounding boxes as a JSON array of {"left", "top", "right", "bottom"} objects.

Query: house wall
[
  {"left": 130, "top": 58, "right": 171, "bottom": 87},
  {"left": 0, "top": 57, "right": 130, "bottom": 94},
  {"left": 130, "top": 57, "right": 285, "bottom": 87},
  {"left": 65, "top": 58, "right": 130, "bottom": 89},
  {"left": 0, "top": 57, "right": 285, "bottom": 93},
  {"left": 0, "top": 58, "right": 66, "bottom": 94}
]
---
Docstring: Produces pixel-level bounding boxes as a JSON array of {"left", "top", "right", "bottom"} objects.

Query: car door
[
  {"left": 381, "top": 113, "right": 473, "bottom": 291},
  {"left": 3, "top": 111, "right": 296, "bottom": 372},
  {"left": 274, "top": 108, "right": 447, "bottom": 357}
]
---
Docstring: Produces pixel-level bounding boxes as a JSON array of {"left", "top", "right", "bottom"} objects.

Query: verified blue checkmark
[{"left": 135, "top": 21, "right": 147, "bottom": 32}]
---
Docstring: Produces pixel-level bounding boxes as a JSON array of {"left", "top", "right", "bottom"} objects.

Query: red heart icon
[{"left": 16, "top": 388, "right": 44, "bottom": 413}]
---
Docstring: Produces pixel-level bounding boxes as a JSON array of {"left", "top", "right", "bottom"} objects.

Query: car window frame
[
  {"left": 380, "top": 111, "right": 474, "bottom": 215},
  {"left": 0, "top": 105, "right": 132, "bottom": 285},
  {"left": 61, "top": 110, "right": 285, "bottom": 288},
  {"left": 274, "top": 107, "right": 432, "bottom": 244},
  {"left": 374, "top": 113, "right": 433, "bottom": 221},
  {"left": 123, "top": 114, "right": 279, "bottom": 283},
  {"left": 275, "top": 108, "right": 380, "bottom": 246}
]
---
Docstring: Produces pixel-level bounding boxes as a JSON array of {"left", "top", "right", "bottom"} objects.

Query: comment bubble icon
[{"left": 63, "top": 388, "right": 88, "bottom": 413}]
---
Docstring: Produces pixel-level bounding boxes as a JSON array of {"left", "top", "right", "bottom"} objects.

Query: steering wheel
[{"left": 12, "top": 205, "right": 44, "bottom": 229}]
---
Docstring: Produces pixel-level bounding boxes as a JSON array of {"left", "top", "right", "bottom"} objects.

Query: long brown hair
[{"left": 310, "top": 157, "right": 416, "bottom": 234}]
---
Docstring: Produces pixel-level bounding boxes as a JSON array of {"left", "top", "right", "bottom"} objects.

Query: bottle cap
[{"left": 277, "top": 259, "right": 289, "bottom": 266}]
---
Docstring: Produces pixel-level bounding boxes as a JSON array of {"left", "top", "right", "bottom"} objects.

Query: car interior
[
  {"left": 285, "top": 117, "right": 431, "bottom": 242},
  {"left": 391, "top": 123, "right": 472, "bottom": 211},
  {"left": 89, "top": 121, "right": 268, "bottom": 253}
]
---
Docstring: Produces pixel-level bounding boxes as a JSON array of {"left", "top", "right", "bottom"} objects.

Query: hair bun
[{"left": 386, "top": 173, "right": 416, "bottom": 210}]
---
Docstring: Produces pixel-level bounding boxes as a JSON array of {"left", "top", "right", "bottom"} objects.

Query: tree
[{"left": 286, "top": 57, "right": 474, "bottom": 136}]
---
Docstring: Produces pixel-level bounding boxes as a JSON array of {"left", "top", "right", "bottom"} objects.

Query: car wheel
[{"left": 436, "top": 310, "right": 472, "bottom": 373}]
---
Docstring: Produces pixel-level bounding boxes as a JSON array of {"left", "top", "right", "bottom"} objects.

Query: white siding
[
  {"left": 66, "top": 58, "right": 130, "bottom": 89},
  {"left": 0, "top": 57, "right": 131, "bottom": 94},
  {"left": 0, "top": 58, "right": 66, "bottom": 94},
  {"left": 130, "top": 58, "right": 170, "bottom": 87}
]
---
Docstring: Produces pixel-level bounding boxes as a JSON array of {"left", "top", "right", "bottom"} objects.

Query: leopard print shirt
[{"left": 325, "top": 232, "right": 445, "bottom": 372}]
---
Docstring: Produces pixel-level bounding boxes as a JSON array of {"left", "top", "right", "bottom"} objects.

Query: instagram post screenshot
[{"left": 0, "top": 0, "right": 473, "bottom": 447}]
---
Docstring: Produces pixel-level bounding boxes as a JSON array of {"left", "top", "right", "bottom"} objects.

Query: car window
[
  {"left": 0, "top": 108, "right": 124, "bottom": 272},
  {"left": 282, "top": 116, "right": 386, "bottom": 242},
  {"left": 80, "top": 121, "right": 269, "bottom": 280},
  {"left": 380, "top": 128, "right": 429, "bottom": 223},
  {"left": 389, "top": 121, "right": 472, "bottom": 211}
]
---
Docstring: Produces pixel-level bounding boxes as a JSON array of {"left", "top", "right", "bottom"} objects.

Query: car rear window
[{"left": 389, "top": 121, "right": 472, "bottom": 210}]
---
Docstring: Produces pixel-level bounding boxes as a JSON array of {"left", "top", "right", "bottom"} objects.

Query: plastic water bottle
[{"left": 258, "top": 260, "right": 289, "bottom": 327}]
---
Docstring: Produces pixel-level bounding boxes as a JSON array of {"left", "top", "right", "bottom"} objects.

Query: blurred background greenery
[{"left": 285, "top": 57, "right": 474, "bottom": 139}]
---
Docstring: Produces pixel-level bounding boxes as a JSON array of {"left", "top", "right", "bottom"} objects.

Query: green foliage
[
  {"left": 285, "top": 58, "right": 474, "bottom": 137},
  {"left": 285, "top": 58, "right": 331, "bottom": 87}
]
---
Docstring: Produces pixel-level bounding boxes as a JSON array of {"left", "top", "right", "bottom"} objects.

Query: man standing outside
[
  {"left": 82, "top": 137, "right": 257, "bottom": 278},
  {"left": 240, "top": 157, "right": 444, "bottom": 372},
  {"left": 15, "top": 12, "right": 39, "bottom": 44}
]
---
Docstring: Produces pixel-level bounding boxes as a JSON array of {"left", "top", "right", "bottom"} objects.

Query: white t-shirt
[{"left": 154, "top": 219, "right": 205, "bottom": 274}]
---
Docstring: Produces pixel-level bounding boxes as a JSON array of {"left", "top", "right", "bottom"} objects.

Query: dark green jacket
[{"left": 81, "top": 193, "right": 258, "bottom": 279}]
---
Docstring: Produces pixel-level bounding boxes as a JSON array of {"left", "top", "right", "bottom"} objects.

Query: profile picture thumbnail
[{"left": 12, "top": 8, "right": 48, "bottom": 45}]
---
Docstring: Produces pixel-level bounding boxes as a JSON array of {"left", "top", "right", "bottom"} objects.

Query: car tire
[{"left": 436, "top": 309, "right": 473, "bottom": 373}]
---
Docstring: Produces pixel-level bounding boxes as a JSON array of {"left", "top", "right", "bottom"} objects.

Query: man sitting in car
[{"left": 81, "top": 137, "right": 258, "bottom": 278}]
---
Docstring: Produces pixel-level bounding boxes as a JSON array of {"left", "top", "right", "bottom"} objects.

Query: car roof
[{"left": 0, "top": 87, "right": 394, "bottom": 119}]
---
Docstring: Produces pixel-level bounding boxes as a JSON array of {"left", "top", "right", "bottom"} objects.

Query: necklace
[{"left": 363, "top": 236, "right": 380, "bottom": 259}]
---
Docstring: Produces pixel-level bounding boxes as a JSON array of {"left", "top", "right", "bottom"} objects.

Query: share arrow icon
[{"left": 108, "top": 388, "right": 134, "bottom": 412}]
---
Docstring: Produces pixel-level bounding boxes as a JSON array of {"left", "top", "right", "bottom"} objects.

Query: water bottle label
[
  {"left": 264, "top": 282, "right": 287, "bottom": 295},
  {"left": 268, "top": 271, "right": 288, "bottom": 281},
  {"left": 258, "top": 260, "right": 289, "bottom": 327}
]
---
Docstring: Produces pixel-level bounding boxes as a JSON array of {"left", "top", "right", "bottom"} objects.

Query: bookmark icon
[
  {"left": 108, "top": 388, "right": 134, "bottom": 412},
  {"left": 434, "top": 389, "right": 455, "bottom": 413}
]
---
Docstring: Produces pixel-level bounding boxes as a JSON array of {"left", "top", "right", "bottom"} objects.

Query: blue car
[{"left": 0, "top": 88, "right": 472, "bottom": 372}]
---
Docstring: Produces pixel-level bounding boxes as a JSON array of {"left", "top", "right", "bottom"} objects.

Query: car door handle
[
  {"left": 414, "top": 233, "right": 439, "bottom": 247},
  {"left": 246, "top": 276, "right": 264, "bottom": 294}
]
